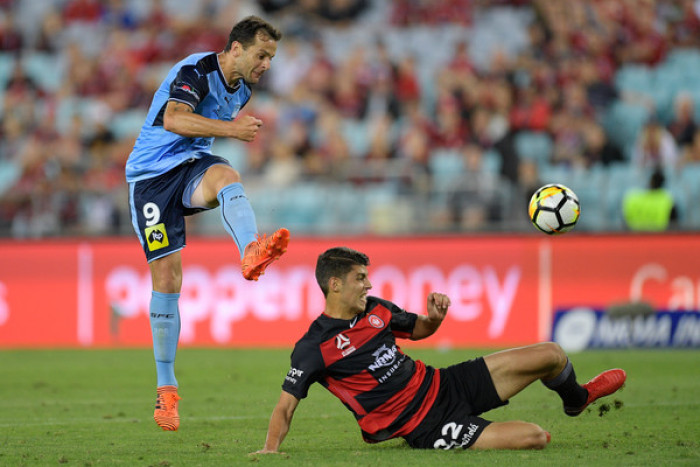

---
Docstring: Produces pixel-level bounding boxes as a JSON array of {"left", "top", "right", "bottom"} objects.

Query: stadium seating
[
  {"left": 514, "top": 131, "right": 553, "bottom": 166},
  {"left": 22, "top": 52, "right": 63, "bottom": 93},
  {"left": 109, "top": 110, "right": 146, "bottom": 141},
  {"left": 0, "top": 161, "right": 20, "bottom": 197},
  {"left": 602, "top": 101, "right": 650, "bottom": 158},
  {"left": 0, "top": 53, "right": 15, "bottom": 89},
  {"left": 2, "top": 0, "right": 699, "bottom": 237}
]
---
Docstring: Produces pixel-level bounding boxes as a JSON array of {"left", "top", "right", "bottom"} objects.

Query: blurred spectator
[
  {"left": 394, "top": 55, "right": 421, "bottom": 109},
  {"left": 430, "top": 99, "right": 469, "bottom": 149},
  {"left": 667, "top": 92, "right": 697, "bottom": 149},
  {"left": 101, "top": 0, "right": 139, "bottom": 30},
  {"left": 0, "top": 10, "right": 22, "bottom": 51},
  {"left": 390, "top": 0, "right": 472, "bottom": 26},
  {"left": 331, "top": 71, "right": 366, "bottom": 119},
  {"left": 443, "top": 144, "right": 501, "bottom": 231},
  {"left": 63, "top": 0, "right": 102, "bottom": 24},
  {"left": 579, "top": 56, "right": 618, "bottom": 113},
  {"left": 262, "top": 136, "right": 304, "bottom": 187},
  {"left": 269, "top": 37, "right": 311, "bottom": 96},
  {"left": 581, "top": 122, "right": 625, "bottom": 167},
  {"left": 549, "top": 112, "right": 587, "bottom": 168},
  {"left": 616, "top": 0, "right": 667, "bottom": 66},
  {"left": 681, "top": 128, "right": 700, "bottom": 165},
  {"left": 632, "top": 117, "right": 680, "bottom": 170},
  {"left": 509, "top": 86, "right": 551, "bottom": 133},
  {"left": 667, "top": 0, "right": 700, "bottom": 47},
  {"left": 316, "top": 0, "right": 370, "bottom": 23},
  {"left": 35, "top": 8, "right": 66, "bottom": 53},
  {"left": 364, "top": 115, "right": 396, "bottom": 161},
  {"left": 304, "top": 38, "right": 335, "bottom": 99},
  {"left": 622, "top": 167, "right": 678, "bottom": 231},
  {"left": 446, "top": 40, "right": 475, "bottom": 77}
]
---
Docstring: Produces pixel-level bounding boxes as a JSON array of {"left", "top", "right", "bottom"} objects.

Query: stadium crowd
[{"left": 0, "top": 0, "right": 698, "bottom": 237}]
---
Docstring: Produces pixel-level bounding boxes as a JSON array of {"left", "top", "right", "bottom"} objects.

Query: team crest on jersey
[
  {"left": 368, "top": 314, "right": 385, "bottom": 329},
  {"left": 145, "top": 223, "right": 169, "bottom": 251}
]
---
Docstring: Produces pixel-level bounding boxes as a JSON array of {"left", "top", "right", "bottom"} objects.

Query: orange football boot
[
  {"left": 154, "top": 385, "right": 181, "bottom": 431},
  {"left": 241, "top": 228, "right": 290, "bottom": 281}
]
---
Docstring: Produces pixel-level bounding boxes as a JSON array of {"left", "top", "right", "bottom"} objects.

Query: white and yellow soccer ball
[{"left": 528, "top": 183, "right": 580, "bottom": 235}]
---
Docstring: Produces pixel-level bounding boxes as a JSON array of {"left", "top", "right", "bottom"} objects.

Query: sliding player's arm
[
  {"left": 163, "top": 101, "right": 262, "bottom": 141},
  {"left": 411, "top": 292, "right": 450, "bottom": 340},
  {"left": 255, "top": 390, "right": 300, "bottom": 454}
]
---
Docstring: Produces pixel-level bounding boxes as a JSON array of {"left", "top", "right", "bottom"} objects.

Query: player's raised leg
[
  {"left": 194, "top": 164, "right": 289, "bottom": 281},
  {"left": 484, "top": 342, "right": 625, "bottom": 416}
]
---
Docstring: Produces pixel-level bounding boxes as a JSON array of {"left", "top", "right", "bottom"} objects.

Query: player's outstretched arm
[
  {"left": 163, "top": 101, "right": 263, "bottom": 141},
  {"left": 411, "top": 292, "right": 450, "bottom": 340},
  {"left": 253, "top": 390, "right": 300, "bottom": 454}
]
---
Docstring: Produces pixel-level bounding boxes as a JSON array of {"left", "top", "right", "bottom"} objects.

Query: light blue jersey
[{"left": 125, "top": 52, "right": 252, "bottom": 182}]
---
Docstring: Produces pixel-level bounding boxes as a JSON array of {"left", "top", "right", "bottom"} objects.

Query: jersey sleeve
[
  {"left": 281, "top": 340, "right": 325, "bottom": 399},
  {"left": 374, "top": 297, "right": 418, "bottom": 338},
  {"left": 169, "top": 64, "right": 209, "bottom": 110}
]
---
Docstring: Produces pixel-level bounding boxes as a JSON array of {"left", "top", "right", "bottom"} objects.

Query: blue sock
[
  {"left": 150, "top": 291, "right": 180, "bottom": 387},
  {"left": 217, "top": 182, "right": 258, "bottom": 259}
]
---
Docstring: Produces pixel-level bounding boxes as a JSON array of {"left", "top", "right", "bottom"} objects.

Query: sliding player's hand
[{"left": 426, "top": 292, "right": 450, "bottom": 323}]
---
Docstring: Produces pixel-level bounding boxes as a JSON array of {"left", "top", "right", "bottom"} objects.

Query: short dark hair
[
  {"left": 650, "top": 167, "right": 665, "bottom": 189},
  {"left": 315, "top": 247, "right": 370, "bottom": 297},
  {"left": 224, "top": 15, "right": 282, "bottom": 51}
]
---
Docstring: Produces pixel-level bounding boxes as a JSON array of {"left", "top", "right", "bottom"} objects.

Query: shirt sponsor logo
[
  {"left": 176, "top": 83, "right": 199, "bottom": 99},
  {"left": 368, "top": 344, "right": 397, "bottom": 371},
  {"left": 368, "top": 314, "right": 385, "bottom": 329},
  {"left": 145, "top": 224, "right": 169, "bottom": 251},
  {"left": 285, "top": 367, "right": 304, "bottom": 385}
]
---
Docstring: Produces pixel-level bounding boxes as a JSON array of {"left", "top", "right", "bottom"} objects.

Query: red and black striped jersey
[{"left": 282, "top": 296, "right": 440, "bottom": 442}]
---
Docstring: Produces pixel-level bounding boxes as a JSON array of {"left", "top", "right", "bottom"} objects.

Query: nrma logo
[{"left": 368, "top": 344, "right": 397, "bottom": 371}]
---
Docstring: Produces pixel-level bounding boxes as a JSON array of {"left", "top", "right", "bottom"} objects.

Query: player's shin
[
  {"left": 150, "top": 291, "right": 181, "bottom": 387},
  {"left": 541, "top": 358, "right": 587, "bottom": 410},
  {"left": 217, "top": 182, "right": 258, "bottom": 259}
]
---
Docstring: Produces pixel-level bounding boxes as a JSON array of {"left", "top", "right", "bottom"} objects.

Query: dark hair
[
  {"left": 650, "top": 167, "right": 665, "bottom": 189},
  {"left": 224, "top": 15, "right": 282, "bottom": 51},
  {"left": 315, "top": 247, "right": 370, "bottom": 297}
]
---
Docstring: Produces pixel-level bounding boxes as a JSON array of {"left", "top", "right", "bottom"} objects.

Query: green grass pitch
[{"left": 1, "top": 347, "right": 698, "bottom": 466}]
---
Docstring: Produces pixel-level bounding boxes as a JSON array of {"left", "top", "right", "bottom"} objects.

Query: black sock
[{"left": 542, "top": 358, "right": 588, "bottom": 408}]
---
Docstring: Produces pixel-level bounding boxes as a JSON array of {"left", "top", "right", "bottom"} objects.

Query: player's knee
[
  {"left": 215, "top": 165, "right": 242, "bottom": 186},
  {"left": 205, "top": 165, "right": 242, "bottom": 194},
  {"left": 150, "top": 260, "right": 182, "bottom": 293},
  {"left": 520, "top": 423, "right": 549, "bottom": 450},
  {"left": 223, "top": 167, "right": 242, "bottom": 185},
  {"left": 538, "top": 342, "right": 567, "bottom": 372}
]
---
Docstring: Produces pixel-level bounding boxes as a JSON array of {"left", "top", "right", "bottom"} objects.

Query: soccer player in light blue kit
[{"left": 125, "top": 16, "right": 289, "bottom": 431}]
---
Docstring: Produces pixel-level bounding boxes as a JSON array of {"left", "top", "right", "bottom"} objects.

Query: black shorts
[
  {"left": 404, "top": 357, "right": 508, "bottom": 450},
  {"left": 128, "top": 155, "right": 230, "bottom": 262}
]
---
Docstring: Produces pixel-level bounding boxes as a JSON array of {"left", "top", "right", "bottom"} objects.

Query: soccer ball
[{"left": 528, "top": 184, "right": 580, "bottom": 235}]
